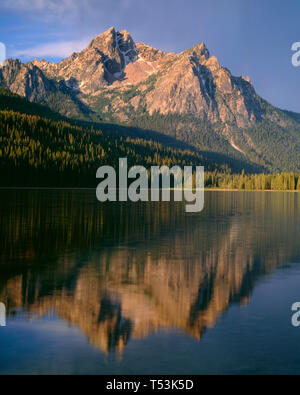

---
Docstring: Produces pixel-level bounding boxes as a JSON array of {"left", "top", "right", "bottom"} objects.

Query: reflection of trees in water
[{"left": 0, "top": 190, "right": 300, "bottom": 354}]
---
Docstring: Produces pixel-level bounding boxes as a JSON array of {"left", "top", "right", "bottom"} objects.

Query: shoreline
[
  {"left": 0, "top": 187, "right": 299, "bottom": 193},
  {"left": 205, "top": 188, "right": 300, "bottom": 192}
]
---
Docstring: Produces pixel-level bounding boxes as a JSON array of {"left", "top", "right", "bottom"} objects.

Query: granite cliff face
[
  {"left": 1, "top": 27, "right": 300, "bottom": 171},
  {"left": 34, "top": 27, "right": 263, "bottom": 127},
  {"left": 32, "top": 27, "right": 138, "bottom": 92},
  {"left": 0, "top": 59, "right": 89, "bottom": 117},
  {"left": 0, "top": 26, "right": 266, "bottom": 127}
]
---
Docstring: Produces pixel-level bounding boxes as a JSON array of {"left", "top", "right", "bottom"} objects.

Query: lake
[{"left": 0, "top": 189, "right": 300, "bottom": 374}]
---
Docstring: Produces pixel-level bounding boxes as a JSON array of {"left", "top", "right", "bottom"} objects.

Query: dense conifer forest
[{"left": 1, "top": 87, "right": 300, "bottom": 190}]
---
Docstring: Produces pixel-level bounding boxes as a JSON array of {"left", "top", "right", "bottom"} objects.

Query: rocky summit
[
  {"left": 1, "top": 27, "right": 300, "bottom": 172},
  {"left": 25, "top": 27, "right": 262, "bottom": 128}
]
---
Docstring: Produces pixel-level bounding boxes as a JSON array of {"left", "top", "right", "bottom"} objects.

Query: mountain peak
[
  {"left": 182, "top": 41, "right": 210, "bottom": 61},
  {"left": 88, "top": 26, "right": 116, "bottom": 49},
  {"left": 87, "top": 27, "right": 137, "bottom": 67},
  {"left": 2, "top": 26, "right": 300, "bottom": 173},
  {"left": 192, "top": 42, "right": 210, "bottom": 59}
]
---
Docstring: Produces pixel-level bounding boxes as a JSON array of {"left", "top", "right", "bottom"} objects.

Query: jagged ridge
[{"left": 1, "top": 27, "right": 300, "bottom": 172}]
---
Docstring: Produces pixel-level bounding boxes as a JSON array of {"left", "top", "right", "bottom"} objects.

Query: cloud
[
  {"left": 1, "top": 0, "right": 140, "bottom": 61},
  {"left": 0, "top": 0, "right": 77, "bottom": 14},
  {"left": 0, "top": 0, "right": 133, "bottom": 19},
  {"left": 12, "top": 38, "right": 91, "bottom": 59}
]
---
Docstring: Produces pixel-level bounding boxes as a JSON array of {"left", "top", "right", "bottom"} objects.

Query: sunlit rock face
[
  {"left": 32, "top": 27, "right": 139, "bottom": 92},
  {"left": 2, "top": 27, "right": 300, "bottom": 171},
  {"left": 0, "top": 26, "right": 263, "bottom": 127}
]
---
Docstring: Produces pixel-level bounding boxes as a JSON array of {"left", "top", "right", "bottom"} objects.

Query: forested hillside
[
  {"left": 0, "top": 89, "right": 219, "bottom": 187},
  {"left": 1, "top": 87, "right": 300, "bottom": 190}
]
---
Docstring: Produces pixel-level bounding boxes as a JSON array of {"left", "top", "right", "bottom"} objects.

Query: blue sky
[{"left": 0, "top": 0, "right": 300, "bottom": 112}]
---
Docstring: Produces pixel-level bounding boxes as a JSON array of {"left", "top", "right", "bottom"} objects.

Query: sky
[{"left": 0, "top": 0, "right": 300, "bottom": 112}]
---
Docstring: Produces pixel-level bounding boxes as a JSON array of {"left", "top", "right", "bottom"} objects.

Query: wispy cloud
[
  {"left": 0, "top": 0, "right": 133, "bottom": 20},
  {"left": 1, "top": 0, "right": 78, "bottom": 15},
  {"left": 12, "top": 38, "right": 91, "bottom": 59},
  {"left": 1, "top": 0, "right": 138, "bottom": 61}
]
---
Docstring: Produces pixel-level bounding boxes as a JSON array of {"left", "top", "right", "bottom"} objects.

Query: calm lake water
[{"left": 0, "top": 189, "right": 300, "bottom": 374}]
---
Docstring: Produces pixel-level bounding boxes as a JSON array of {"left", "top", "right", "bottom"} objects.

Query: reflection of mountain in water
[{"left": 0, "top": 190, "right": 300, "bottom": 354}]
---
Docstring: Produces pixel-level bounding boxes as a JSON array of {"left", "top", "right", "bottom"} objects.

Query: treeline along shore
[
  {"left": 205, "top": 171, "right": 300, "bottom": 191},
  {"left": 1, "top": 87, "right": 300, "bottom": 191},
  {"left": 1, "top": 108, "right": 300, "bottom": 190}
]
